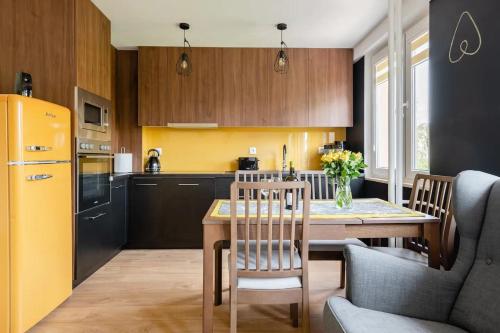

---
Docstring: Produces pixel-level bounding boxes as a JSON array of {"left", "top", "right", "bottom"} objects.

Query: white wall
[{"left": 353, "top": 0, "right": 429, "bottom": 61}]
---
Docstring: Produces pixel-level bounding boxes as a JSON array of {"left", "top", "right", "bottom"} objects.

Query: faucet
[{"left": 282, "top": 144, "right": 287, "bottom": 173}]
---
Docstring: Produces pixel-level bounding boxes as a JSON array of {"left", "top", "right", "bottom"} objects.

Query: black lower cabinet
[
  {"left": 127, "top": 177, "right": 216, "bottom": 249},
  {"left": 74, "top": 204, "right": 114, "bottom": 286},
  {"left": 74, "top": 177, "right": 128, "bottom": 286},
  {"left": 111, "top": 178, "right": 128, "bottom": 249}
]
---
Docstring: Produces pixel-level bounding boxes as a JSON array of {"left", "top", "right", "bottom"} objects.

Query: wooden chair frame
[
  {"left": 229, "top": 181, "right": 311, "bottom": 333},
  {"left": 235, "top": 170, "right": 283, "bottom": 199},
  {"left": 296, "top": 170, "right": 335, "bottom": 200},
  {"left": 406, "top": 174, "right": 456, "bottom": 269}
]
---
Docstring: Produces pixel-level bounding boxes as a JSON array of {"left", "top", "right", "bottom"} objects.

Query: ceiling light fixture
[
  {"left": 274, "top": 23, "right": 289, "bottom": 74},
  {"left": 176, "top": 23, "right": 192, "bottom": 76}
]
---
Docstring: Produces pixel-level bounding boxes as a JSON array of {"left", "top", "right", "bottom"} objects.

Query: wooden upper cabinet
[
  {"left": 176, "top": 48, "right": 221, "bottom": 124},
  {"left": 241, "top": 48, "right": 270, "bottom": 126},
  {"left": 219, "top": 48, "right": 269, "bottom": 126},
  {"left": 218, "top": 48, "right": 243, "bottom": 126},
  {"left": 308, "top": 49, "right": 353, "bottom": 127},
  {"left": 268, "top": 48, "right": 309, "bottom": 126},
  {"left": 139, "top": 47, "right": 220, "bottom": 125},
  {"left": 75, "top": 0, "right": 112, "bottom": 100},
  {"left": 138, "top": 47, "right": 353, "bottom": 127},
  {"left": 138, "top": 47, "right": 181, "bottom": 126}
]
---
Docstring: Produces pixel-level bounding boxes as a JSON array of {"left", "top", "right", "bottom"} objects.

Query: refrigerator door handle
[
  {"left": 26, "top": 145, "right": 52, "bottom": 152},
  {"left": 26, "top": 174, "right": 53, "bottom": 181}
]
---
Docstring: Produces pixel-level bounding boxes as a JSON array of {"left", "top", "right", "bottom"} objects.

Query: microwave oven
[{"left": 75, "top": 87, "right": 112, "bottom": 143}]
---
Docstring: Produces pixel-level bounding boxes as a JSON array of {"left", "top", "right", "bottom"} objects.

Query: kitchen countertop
[{"left": 112, "top": 171, "right": 236, "bottom": 179}]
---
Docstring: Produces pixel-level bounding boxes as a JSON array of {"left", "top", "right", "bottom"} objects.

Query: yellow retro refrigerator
[{"left": 0, "top": 95, "right": 72, "bottom": 333}]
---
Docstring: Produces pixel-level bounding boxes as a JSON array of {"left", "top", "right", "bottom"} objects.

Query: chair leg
[
  {"left": 302, "top": 296, "right": 310, "bottom": 333},
  {"left": 230, "top": 286, "right": 237, "bottom": 333},
  {"left": 290, "top": 303, "right": 299, "bottom": 327},
  {"left": 340, "top": 257, "right": 346, "bottom": 289},
  {"left": 215, "top": 241, "right": 223, "bottom": 305}
]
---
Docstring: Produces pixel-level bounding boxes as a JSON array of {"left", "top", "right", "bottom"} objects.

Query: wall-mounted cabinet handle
[
  {"left": 26, "top": 145, "right": 52, "bottom": 152},
  {"left": 135, "top": 183, "right": 158, "bottom": 186},
  {"left": 178, "top": 183, "right": 199, "bottom": 186},
  {"left": 86, "top": 212, "right": 107, "bottom": 221},
  {"left": 26, "top": 174, "right": 53, "bottom": 181},
  {"left": 112, "top": 185, "right": 125, "bottom": 189}
]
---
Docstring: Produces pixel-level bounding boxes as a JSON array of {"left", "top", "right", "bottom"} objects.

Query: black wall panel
[{"left": 430, "top": 0, "right": 500, "bottom": 176}]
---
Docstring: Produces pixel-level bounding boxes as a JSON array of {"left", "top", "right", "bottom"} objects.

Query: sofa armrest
[{"left": 344, "top": 245, "right": 462, "bottom": 323}]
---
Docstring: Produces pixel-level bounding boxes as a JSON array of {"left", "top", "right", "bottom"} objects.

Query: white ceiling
[{"left": 92, "top": 0, "right": 389, "bottom": 49}]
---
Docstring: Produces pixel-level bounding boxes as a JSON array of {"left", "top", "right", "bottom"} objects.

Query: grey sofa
[{"left": 324, "top": 170, "right": 500, "bottom": 333}]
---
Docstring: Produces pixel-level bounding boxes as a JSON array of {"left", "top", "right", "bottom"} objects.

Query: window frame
[
  {"left": 370, "top": 46, "right": 390, "bottom": 180},
  {"left": 404, "top": 19, "right": 430, "bottom": 184},
  {"left": 365, "top": 18, "right": 429, "bottom": 185}
]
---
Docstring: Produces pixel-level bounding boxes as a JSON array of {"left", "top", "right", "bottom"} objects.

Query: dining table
[{"left": 202, "top": 198, "right": 441, "bottom": 333}]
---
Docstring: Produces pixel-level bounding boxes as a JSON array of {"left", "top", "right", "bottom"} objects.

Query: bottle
[{"left": 285, "top": 161, "right": 298, "bottom": 210}]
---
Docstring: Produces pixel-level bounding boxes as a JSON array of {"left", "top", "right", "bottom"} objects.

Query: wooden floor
[{"left": 30, "top": 250, "right": 345, "bottom": 333}]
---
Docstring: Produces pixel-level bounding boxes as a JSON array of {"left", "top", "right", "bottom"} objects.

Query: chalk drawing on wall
[{"left": 449, "top": 11, "right": 482, "bottom": 64}]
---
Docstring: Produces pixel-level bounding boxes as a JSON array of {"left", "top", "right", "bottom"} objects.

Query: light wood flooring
[{"left": 30, "top": 250, "right": 345, "bottom": 333}]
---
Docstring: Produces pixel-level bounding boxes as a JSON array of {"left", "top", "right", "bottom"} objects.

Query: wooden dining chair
[
  {"left": 372, "top": 174, "right": 456, "bottom": 269},
  {"left": 229, "top": 181, "right": 311, "bottom": 332},
  {"left": 296, "top": 170, "right": 366, "bottom": 289},
  {"left": 235, "top": 170, "right": 283, "bottom": 199}
]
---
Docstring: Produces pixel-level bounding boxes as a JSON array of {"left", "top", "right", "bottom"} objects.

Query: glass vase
[{"left": 335, "top": 176, "right": 353, "bottom": 209}]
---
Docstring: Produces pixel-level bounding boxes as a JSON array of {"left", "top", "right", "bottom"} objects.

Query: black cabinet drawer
[
  {"left": 127, "top": 177, "right": 215, "bottom": 249},
  {"left": 75, "top": 204, "right": 117, "bottom": 286}
]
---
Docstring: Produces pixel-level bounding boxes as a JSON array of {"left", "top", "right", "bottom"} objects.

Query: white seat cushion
[
  {"left": 229, "top": 240, "right": 302, "bottom": 290},
  {"left": 309, "top": 239, "right": 367, "bottom": 252},
  {"left": 371, "top": 247, "right": 428, "bottom": 265}
]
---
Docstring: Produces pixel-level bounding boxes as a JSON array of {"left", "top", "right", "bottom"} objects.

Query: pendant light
[
  {"left": 274, "top": 23, "right": 289, "bottom": 74},
  {"left": 176, "top": 23, "right": 192, "bottom": 76}
]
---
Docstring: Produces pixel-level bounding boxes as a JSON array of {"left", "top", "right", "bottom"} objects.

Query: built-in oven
[
  {"left": 76, "top": 153, "right": 113, "bottom": 213},
  {"left": 75, "top": 87, "right": 114, "bottom": 213}
]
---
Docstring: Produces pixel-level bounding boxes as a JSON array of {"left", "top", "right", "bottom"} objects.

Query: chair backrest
[
  {"left": 406, "top": 174, "right": 456, "bottom": 268},
  {"left": 296, "top": 170, "right": 334, "bottom": 200},
  {"left": 449, "top": 171, "right": 500, "bottom": 333},
  {"left": 229, "top": 181, "right": 311, "bottom": 281},
  {"left": 235, "top": 170, "right": 283, "bottom": 199}
]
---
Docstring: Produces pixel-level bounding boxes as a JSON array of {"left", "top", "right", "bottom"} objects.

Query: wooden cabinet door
[
  {"left": 75, "top": 0, "right": 112, "bottom": 100},
  {"left": 219, "top": 48, "right": 243, "bottom": 126},
  {"left": 138, "top": 47, "right": 182, "bottom": 126},
  {"left": 176, "top": 48, "right": 221, "bottom": 124},
  {"left": 268, "top": 48, "right": 309, "bottom": 126},
  {"left": 308, "top": 49, "right": 353, "bottom": 127},
  {"left": 242, "top": 48, "right": 269, "bottom": 126}
]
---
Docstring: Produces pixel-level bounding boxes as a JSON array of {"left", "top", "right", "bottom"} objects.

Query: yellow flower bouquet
[{"left": 321, "top": 150, "right": 367, "bottom": 209}]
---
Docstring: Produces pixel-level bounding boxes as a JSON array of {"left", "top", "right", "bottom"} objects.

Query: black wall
[
  {"left": 430, "top": 0, "right": 500, "bottom": 177},
  {"left": 347, "top": 58, "right": 365, "bottom": 154}
]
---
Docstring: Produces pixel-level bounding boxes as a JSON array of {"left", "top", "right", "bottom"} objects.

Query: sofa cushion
[
  {"left": 371, "top": 247, "right": 428, "bottom": 265},
  {"left": 450, "top": 180, "right": 500, "bottom": 333},
  {"left": 324, "top": 297, "right": 467, "bottom": 333}
]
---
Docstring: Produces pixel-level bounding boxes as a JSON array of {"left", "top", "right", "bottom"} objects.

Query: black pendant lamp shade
[
  {"left": 176, "top": 23, "right": 192, "bottom": 76},
  {"left": 274, "top": 23, "right": 289, "bottom": 74}
]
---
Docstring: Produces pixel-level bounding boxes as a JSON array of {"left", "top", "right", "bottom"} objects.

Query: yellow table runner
[{"left": 211, "top": 198, "right": 425, "bottom": 219}]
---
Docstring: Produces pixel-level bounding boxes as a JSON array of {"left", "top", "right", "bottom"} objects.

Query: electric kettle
[{"left": 145, "top": 149, "right": 161, "bottom": 173}]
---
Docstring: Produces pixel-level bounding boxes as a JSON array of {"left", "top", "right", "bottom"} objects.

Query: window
[
  {"left": 366, "top": 19, "right": 429, "bottom": 184},
  {"left": 406, "top": 28, "right": 430, "bottom": 180},
  {"left": 370, "top": 48, "right": 389, "bottom": 179}
]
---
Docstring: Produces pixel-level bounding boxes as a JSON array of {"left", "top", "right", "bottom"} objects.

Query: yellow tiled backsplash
[{"left": 142, "top": 127, "right": 346, "bottom": 172}]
